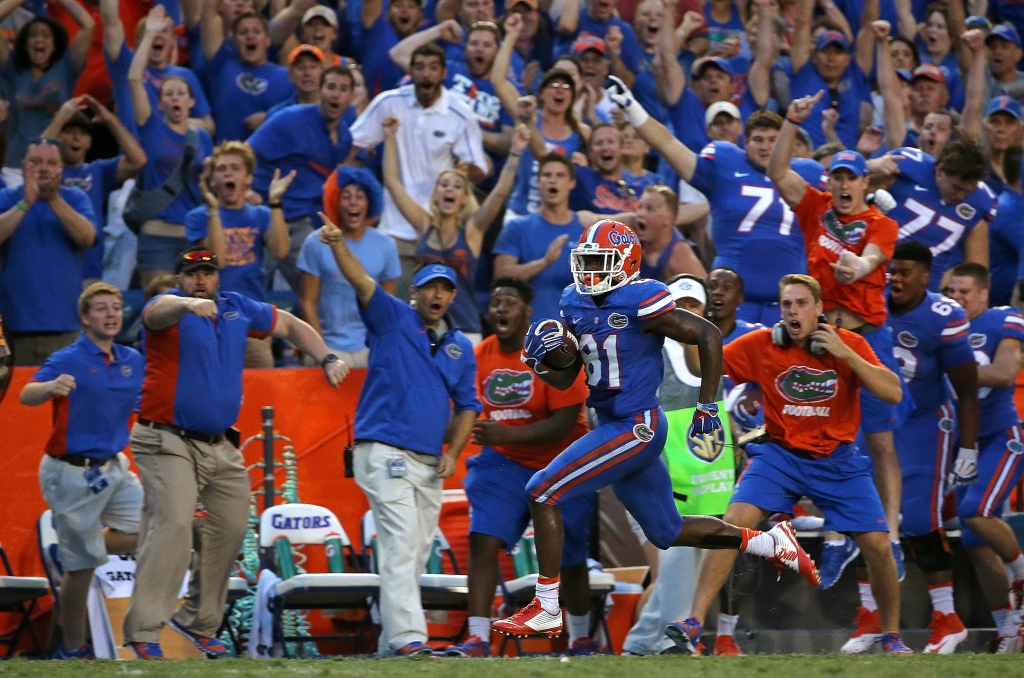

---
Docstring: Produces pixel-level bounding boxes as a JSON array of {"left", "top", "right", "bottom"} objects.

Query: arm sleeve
[
  {"left": 866, "top": 213, "right": 898, "bottom": 259},
  {"left": 451, "top": 340, "right": 484, "bottom": 413},
  {"left": 1002, "top": 309, "right": 1024, "bottom": 343},
  {"left": 492, "top": 219, "right": 523, "bottom": 258},
  {"left": 185, "top": 70, "right": 212, "bottom": 117},
  {"left": 358, "top": 283, "right": 400, "bottom": 335},
  {"left": 296, "top": 232, "right": 321, "bottom": 276},
  {"left": 238, "top": 295, "right": 278, "bottom": 338},
  {"left": 349, "top": 96, "right": 387, "bottom": 149},
  {"left": 183, "top": 207, "right": 208, "bottom": 245},
  {"left": 30, "top": 354, "right": 63, "bottom": 383},
  {"left": 635, "top": 280, "right": 675, "bottom": 322},
  {"left": 452, "top": 114, "right": 489, "bottom": 173},
  {"left": 937, "top": 307, "right": 975, "bottom": 369},
  {"left": 247, "top": 113, "right": 290, "bottom": 162},
  {"left": 722, "top": 334, "right": 757, "bottom": 386},
  {"left": 793, "top": 185, "right": 827, "bottom": 239},
  {"left": 688, "top": 144, "right": 719, "bottom": 196},
  {"left": 381, "top": 237, "right": 402, "bottom": 281}
]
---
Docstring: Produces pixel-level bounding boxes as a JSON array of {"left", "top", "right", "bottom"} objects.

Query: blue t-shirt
[
  {"left": 569, "top": 166, "right": 660, "bottom": 214},
  {"left": 297, "top": 227, "right": 401, "bottom": 352},
  {"left": 666, "top": 84, "right": 759, "bottom": 154},
  {"left": 446, "top": 64, "right": 516, "bottom": 190},
  {"left": 689, "top": 141, "right": 826, "bottom": 304},
  {"left": 561, "top": 277, "right": 676, "bottom": 420},
  {"left": 989, "top": 187, "right": 1024, "bottom": 306},
  {"left": 355, "top": 284, "right": 482, "bottom": 456},
  {"left": 633, "top": 49, "right": 668, "bottom": 126},
  {"left": 107, "top": 43, "right": 211, "bottom": 138},
  {"left": 31, "top": 334, "right": 145, "bottom": 460},
  {"left": 0, "top": 50, "right": 80, "bottom": 168},
  {"left": 248, "top": 104, "right": 354, "bottom": 221},
  {"left": 889, "top": 290, "right": 973, "bottom": 414},
  {"left": 969, "top": 306, "right": 1024, "bottom": 436},
  {"left": 61, "top": 157, "right": 122, "bottom": 279},
  {"left": 184, "top": 203, "right": 273, "bottom": 301},
  {"left": 885, "top": 147, "right": 998, "bottom": 290},
  {"left": 358, "top": 15, "right": 406, "bottom": 97},
  {"left": 138, "top": 115, "right": 214, "bottom": 224},
  {"left": 508, "top": 126, "right": 583, "bottom": 214},
  {"left": 139, "top": 289, "right": 276, "bottom": 434},
  {"left": 493, "top": 212, "right": 584, "bottom": 323},
  {"left": 703, "top": 2, "right": 747, "bottom": 56},
  {"left": 0, "top": 186, "right": 95, "bottom": 332},
  {"left": 785, "top": 59, "right": 871, "bottom": 149},
  {"left": 205, "top": 44, "right": 294, "bottom": 142},
  {"left": 557, "top": 10, "right": 643, "bottom": 73}
]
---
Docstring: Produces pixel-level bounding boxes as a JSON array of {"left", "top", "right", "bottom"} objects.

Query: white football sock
[
  {"left": 717, "top": 613, "right": 739, "bottom": 638},
  {"left": 467, "top": 616, "right": 490, "bottom": 641},
  {"left": 536, "top": 576, "right": 561, "bottom": 615},
  {"left": 928, "top": 584, "right": 955, "bottom": 615},
  {"left": 567, "top": 613, "right": 590, "bottom": 643},
  {"left": 992, "top": 605, "right": 1017, "bottom": 637},
  {"left": 1006, "top": 550, "right": 1024, "bottom": 582},
  {"left": 741, "top": 529, "right": 776, "bottom": 558},
  {"left": 858, "top": 582, "right": 878, "bottom": 611}
]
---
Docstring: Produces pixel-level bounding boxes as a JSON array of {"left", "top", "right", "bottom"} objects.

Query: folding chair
[
  {"left": 260, "top": 503, "right": 379, "bottom": 656},
  {"left": 36, "top": 510, "right": 63, "bottom": 652},
  {"left": 0, "top": 539, "right": 48, "bottom": 658}
]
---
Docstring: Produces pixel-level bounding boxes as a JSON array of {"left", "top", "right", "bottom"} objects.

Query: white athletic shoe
[{"left": 492, "top": 597, "right": 563, "bottom": 638}]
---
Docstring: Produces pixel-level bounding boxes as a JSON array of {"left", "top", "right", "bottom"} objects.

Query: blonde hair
[
  {"left": 79, "top": 282, "right": 122, "bottom": 318},
  {"left": 430, "top": 169, "right": 479, "bottom": 228},
  {"left": 211, "top": 141, "right": 256, "bottom": 175},
  {"left": 779, "top": 274, "right": 822, "bottom": 303}
]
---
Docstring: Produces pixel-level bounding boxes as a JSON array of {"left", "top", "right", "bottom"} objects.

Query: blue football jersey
[
  {"left": 885, "top": 147, "right": 998, "bottom": 291},
  {"left": 968, "top": 307, "right": 1024, "bottom": 436},
  {"left": 690, "top": 141, "right": 825, "bottom": 305},
  {"left": 889, "top": 291, "right": 974, "bottom": 414},
  {"left": 560, "top": 278, "right": 675, "bottom": 420}
]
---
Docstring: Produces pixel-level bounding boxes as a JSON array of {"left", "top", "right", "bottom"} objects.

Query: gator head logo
[
  {"left": 822, "top": 210, "right": 866, "bottom": 245},
  {"left": 1008, "top": 439, "right": 1024, "bottom": 456},
  {"left": 897, "top": 331, "right": 918, "bottom": 348},
  {"left": 969, "top": 333, "right": 987, "bottom": 348},
  {"left": 775, "top": 366, "right": 838, "bottom": 404},
  {"left": 236, "top": 73, "right": 269, "bottom": 95},
  {"left": 956, "top": 203, "right": 976, "bottom": 221},
  {"left": 608, "top": 313, "right": 628, "bottom": 329},
  {"left": 633, "top": 423, "right": 654, "bottom": 442},
  {"left": 687, "top": 425, "right": 725, "bottom": 462},
  {"left": 482, "top": 369, "right": 533, "bottom": 407}
]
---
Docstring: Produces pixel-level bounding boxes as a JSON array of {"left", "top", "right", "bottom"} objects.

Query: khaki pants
[
  {"left": 393, "top": 238, "right": 417, "bottom": 303},
  {"left": 123, "top": 423, "right": 250, "bottom": 642},
  {"left": 354, "top": 441, "right": 442, "bottom": 653}
]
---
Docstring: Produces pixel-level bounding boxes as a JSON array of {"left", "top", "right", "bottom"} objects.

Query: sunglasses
[
  {"left": 181, "top": 250, "right": 217, "bottom": 264},
  {"left": 470, "top": 20, "right": 499, "bottom": 30},
  {"left": 546, "top": 82, "right": 572, "bottom": 89}
]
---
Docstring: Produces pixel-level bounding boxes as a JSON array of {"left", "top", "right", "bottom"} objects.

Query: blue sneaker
[
  {"left": 52, "top": 643, "right": 94, "bottom": 659},
  {"left": 396, "top": 641, "right": 433, "bottom": 657},
  {"left": 891, "top": 541, "right": 906, "bottom": 582},
  {"left": 817, "top": 536, "right": 860, "bottom": 590},
  {"left": 881, "top": 633, "right": 913, "bottom": 654},
  {"left": 444, "top": 635, "right": 490, "bottom": 657},
  {"left": 567, "top": 637, "right": 601, "bottom": 656},
  {"left": 665, "top": 617, "right": 702, "bottom": 654},
  {"left": 168, "top": 618, "right": 228, "bottom": 658},
  {"left": 127, "top": 642, "right": 164, "bottom": 660}
]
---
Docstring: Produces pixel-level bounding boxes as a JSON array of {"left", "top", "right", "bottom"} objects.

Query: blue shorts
[
  {"left": 731, "top": 441, "right": 888, "bottom": 534},
  {"left": 526, "top": 408, "right": 683, "bottom": 550},
  {"left": 894, "top": 404, "right": 956, "bottom": 536},
  {"left": 858, "top": 325, "right": 915, "bottom": 434},
  {"left": 464, "top": 447, "right": 594, "bottom": 566},
  {"left": 136, "top": 232, "right": 188, "bottom": 273},
  {"left": 737, "top": 300, "right": 781, "bottom": 326},
  {"left": 957, "top": 425, "right": 1024, "bottom": 550}
]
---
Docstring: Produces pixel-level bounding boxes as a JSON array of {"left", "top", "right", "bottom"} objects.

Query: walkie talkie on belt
[{"left": 343, "top": 414, "right": 355, "bottom": 478}]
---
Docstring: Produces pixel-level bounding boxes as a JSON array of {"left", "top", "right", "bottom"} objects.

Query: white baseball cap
[
  {"left": 303, "top": 5, "right": 338, "bottom": 27},
  {"left": 668, "top": 277, "right": 707, "bottom": 306},
  {"left": 704, "top": 101, "right": 742, "bottom": 128}
]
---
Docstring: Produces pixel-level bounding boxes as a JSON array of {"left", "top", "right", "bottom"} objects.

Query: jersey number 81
[{"left": 580, "top": 332, "right": 621, "bottom": 389}]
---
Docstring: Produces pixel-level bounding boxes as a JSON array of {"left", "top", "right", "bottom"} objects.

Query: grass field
[{"left": 1, "top": 655, "right": 1022, "bottom": 678}]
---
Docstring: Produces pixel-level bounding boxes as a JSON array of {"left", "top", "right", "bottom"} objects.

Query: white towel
[{"left": 248, "top": 569, "right": 281, "bottom": 659}]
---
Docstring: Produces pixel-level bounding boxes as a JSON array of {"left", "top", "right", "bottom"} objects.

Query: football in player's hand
[{"left": 538, "top": 320, "right": 581, "bottom": 370}]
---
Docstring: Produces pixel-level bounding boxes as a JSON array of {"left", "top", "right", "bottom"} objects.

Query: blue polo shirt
[
  {"left": 139, "top": 290, "right": 277, "bottom": 435},
  {"left": 204, "top": 44, "right": 294, "bottom": 142},
  {"left": 32, "top": 334, "right": 145, "bottom": 461},
  {"left": 184, "top": 203, "right": 273, "bottom": 301},
  {"left": 62, "top": 157, "right": 122, "bottom": 280},
  {"left": 355, "top": 284, "right": 481, "bottom": 457},
  {"left": 0, "top": 186, "right": 95, "bottom": 332},
  {"left": 249, "top": 104, "right": 354, "bottom": 221}
]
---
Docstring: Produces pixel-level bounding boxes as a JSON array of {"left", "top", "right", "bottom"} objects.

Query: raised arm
[
  {"left": 946, "top": 0, "right": 969, "bottom": 72},
  {"left": 317, "top": 211, "right": 377, "bottom": 306},
  {"left": 746, "top": 0, "right": 776, "bottom": 108},
  {"left": 299, "top": 273, "right": 322, "bottom": 334},
  {"left": 467, "top": 124, "right": 528, "bottom": 247},
  {"left": 872, "top": 21, "right": 906, "bottom": 150},
  {"left": 144, "top": 292, "right": 218, "bottom": 331},
  {"left": 604, "top": 25, "right": 635, "bottom": 88},
  {"left": 769, "top": 92, "right": 822, "bottom": 207},
  {"left": 492, "top": 13, "right": 526, "bottom": 118},
  {"left": 362, "top": 0, "right": 384, "bottom": 31},
  {"left": 57, "top": 0, "right": 97, "bottom": 71},
  {"left": 130, "top": 7, "right": 169, "bottom": 126},
  {"left": 644, "top": 308, "right": 723, "bottom": 405},
  {"left": 0, "top": 0, "right": 25, "bottom": 66},
  {"left": 959, "top": 29, "right": 987, "bottom": 140},
  {"left": 894, "top": 0, "right": 915, "bottom": 39},
  {"left": 265, "top": 168, "right": 293, "bottom": 260},
  {"left": 99, "top": 0, "right": 124, "bottom": 62},
  {"left": 655, "top": 2, "right": 684, "bottom": 106},
  {"left": 390, "top": 20, "right": 463, "bottom": 72},
  {"left": 789, "top": 0, "right": 814, "bottom": 74},
  {"left": 201, "top": 0, "right": 225, "bottom": 62},
  {"left": 818, "top": 0, "right": 854, "bottom": 43},
  {"left": 381, "top": 115, "right": 431, "bottom": 233},
  {"left": 90, "top": 95, "right": 147, "bottom": 182},
  {"left": 812, "top": 324, "right": 903, "bottom": 403},
  {"left": 268, "top": 0, "right": 317, "bottom": 47},
  {"left": 854, "top": 0, "right": 879, "bottom": 75},
  {"left": 606, "top": 76, "right": 697, "bottom": 181},
  {"left": 557, "top": 0, "right": 580, "bottom": 36}
]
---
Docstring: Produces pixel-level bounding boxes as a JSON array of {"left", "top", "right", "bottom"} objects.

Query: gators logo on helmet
[{"left": 775, "top": 365, "right": 838, "bottom": 404}]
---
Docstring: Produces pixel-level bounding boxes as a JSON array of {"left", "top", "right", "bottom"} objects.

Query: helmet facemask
[{"left": 571, "top": 242, "right": 637, "bottom": 295}]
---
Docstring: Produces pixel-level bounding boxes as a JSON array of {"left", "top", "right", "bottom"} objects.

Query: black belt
[
  {"left": 51, "top": 454, "right": 110, "bottom": 467},
  {"left": 138, "top": 418, "right": 225, "bottom": 445},
  {"left": 846, "top": 323, "right": 880, "bottom": 336}
]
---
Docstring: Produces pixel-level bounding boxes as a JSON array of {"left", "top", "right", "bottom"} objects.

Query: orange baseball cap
[{"left": 288, "top": 44, "right": 325, "bottom": 66}]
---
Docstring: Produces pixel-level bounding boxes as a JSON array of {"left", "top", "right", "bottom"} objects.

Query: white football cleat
[
  {"left": 492, "top": 597, "right": 563, "bottom": 638},
  {"left": 765, "top": 521, "right": 820, "bottom": 586},
  {"left": 840, "top": 607, "right": 882, "bottom": 655}
]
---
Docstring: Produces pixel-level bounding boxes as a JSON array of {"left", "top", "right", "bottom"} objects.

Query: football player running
[{"left": 492, "top": 220, "right": 820, "bottom": 641}]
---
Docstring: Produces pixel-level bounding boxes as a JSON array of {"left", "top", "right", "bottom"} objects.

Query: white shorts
[{"left": 39, "top": 453, "right": 143, "bottom": 572}]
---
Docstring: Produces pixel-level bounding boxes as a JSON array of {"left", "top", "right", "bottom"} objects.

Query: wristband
[
  {"left": 15, "top": 200, "right": 28, "bottom": 212},
  {"left": 268, "top": 201, "right": 283, "bottom": 209},
  {"left": 786, "top": 114, "right": 804, "bottom": 125}
]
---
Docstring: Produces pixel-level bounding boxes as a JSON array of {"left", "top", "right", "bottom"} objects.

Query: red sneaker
[
  {"left": 840, "top": 607, "right": 882, "bottom": 654},
  {"left": 492, "top": 597, "right": 563, "bottom": 638},
  {"left": 923, "top": 611, "right": 968, "bottom": 654},
  {"left": 714, "top": 635, "right": 744, "bottom": 656},
  {"left": 765, "top": 521, "right": 820, "bottom": 586}
]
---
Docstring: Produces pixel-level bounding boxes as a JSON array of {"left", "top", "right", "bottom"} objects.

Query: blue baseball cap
[
  {"left": 829, "top": 150, "right": 868, "bottom": 177},
  {"left": 691, "top": 56, "right": 735, "bottom": 80},
  {"left": 987, "top": 94, "right": 1023, "bottom": 120},
  {"left": 815, "top": 29, "right": 850, "bottom": 52},
  {"left": 413, "top": 263, "right": 458, "bottom": 288},
  {"left": 986, "top": 23, "right": 1022, "bottom": 48}
]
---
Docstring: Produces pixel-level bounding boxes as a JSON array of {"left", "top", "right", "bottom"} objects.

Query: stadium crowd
[{"left": 3, "top": 0, "right": 1024, "bottom": 661}]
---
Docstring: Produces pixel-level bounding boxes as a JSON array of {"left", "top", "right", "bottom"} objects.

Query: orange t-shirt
[
  {"left": 724, "top": 328, "right": 884, "bottom": 457},
  {"left": 794, "top": 186, "right": 897, "bottom": 327},
  {"left": 474, "top": 335, "right": 589, "bottom": 469}
]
